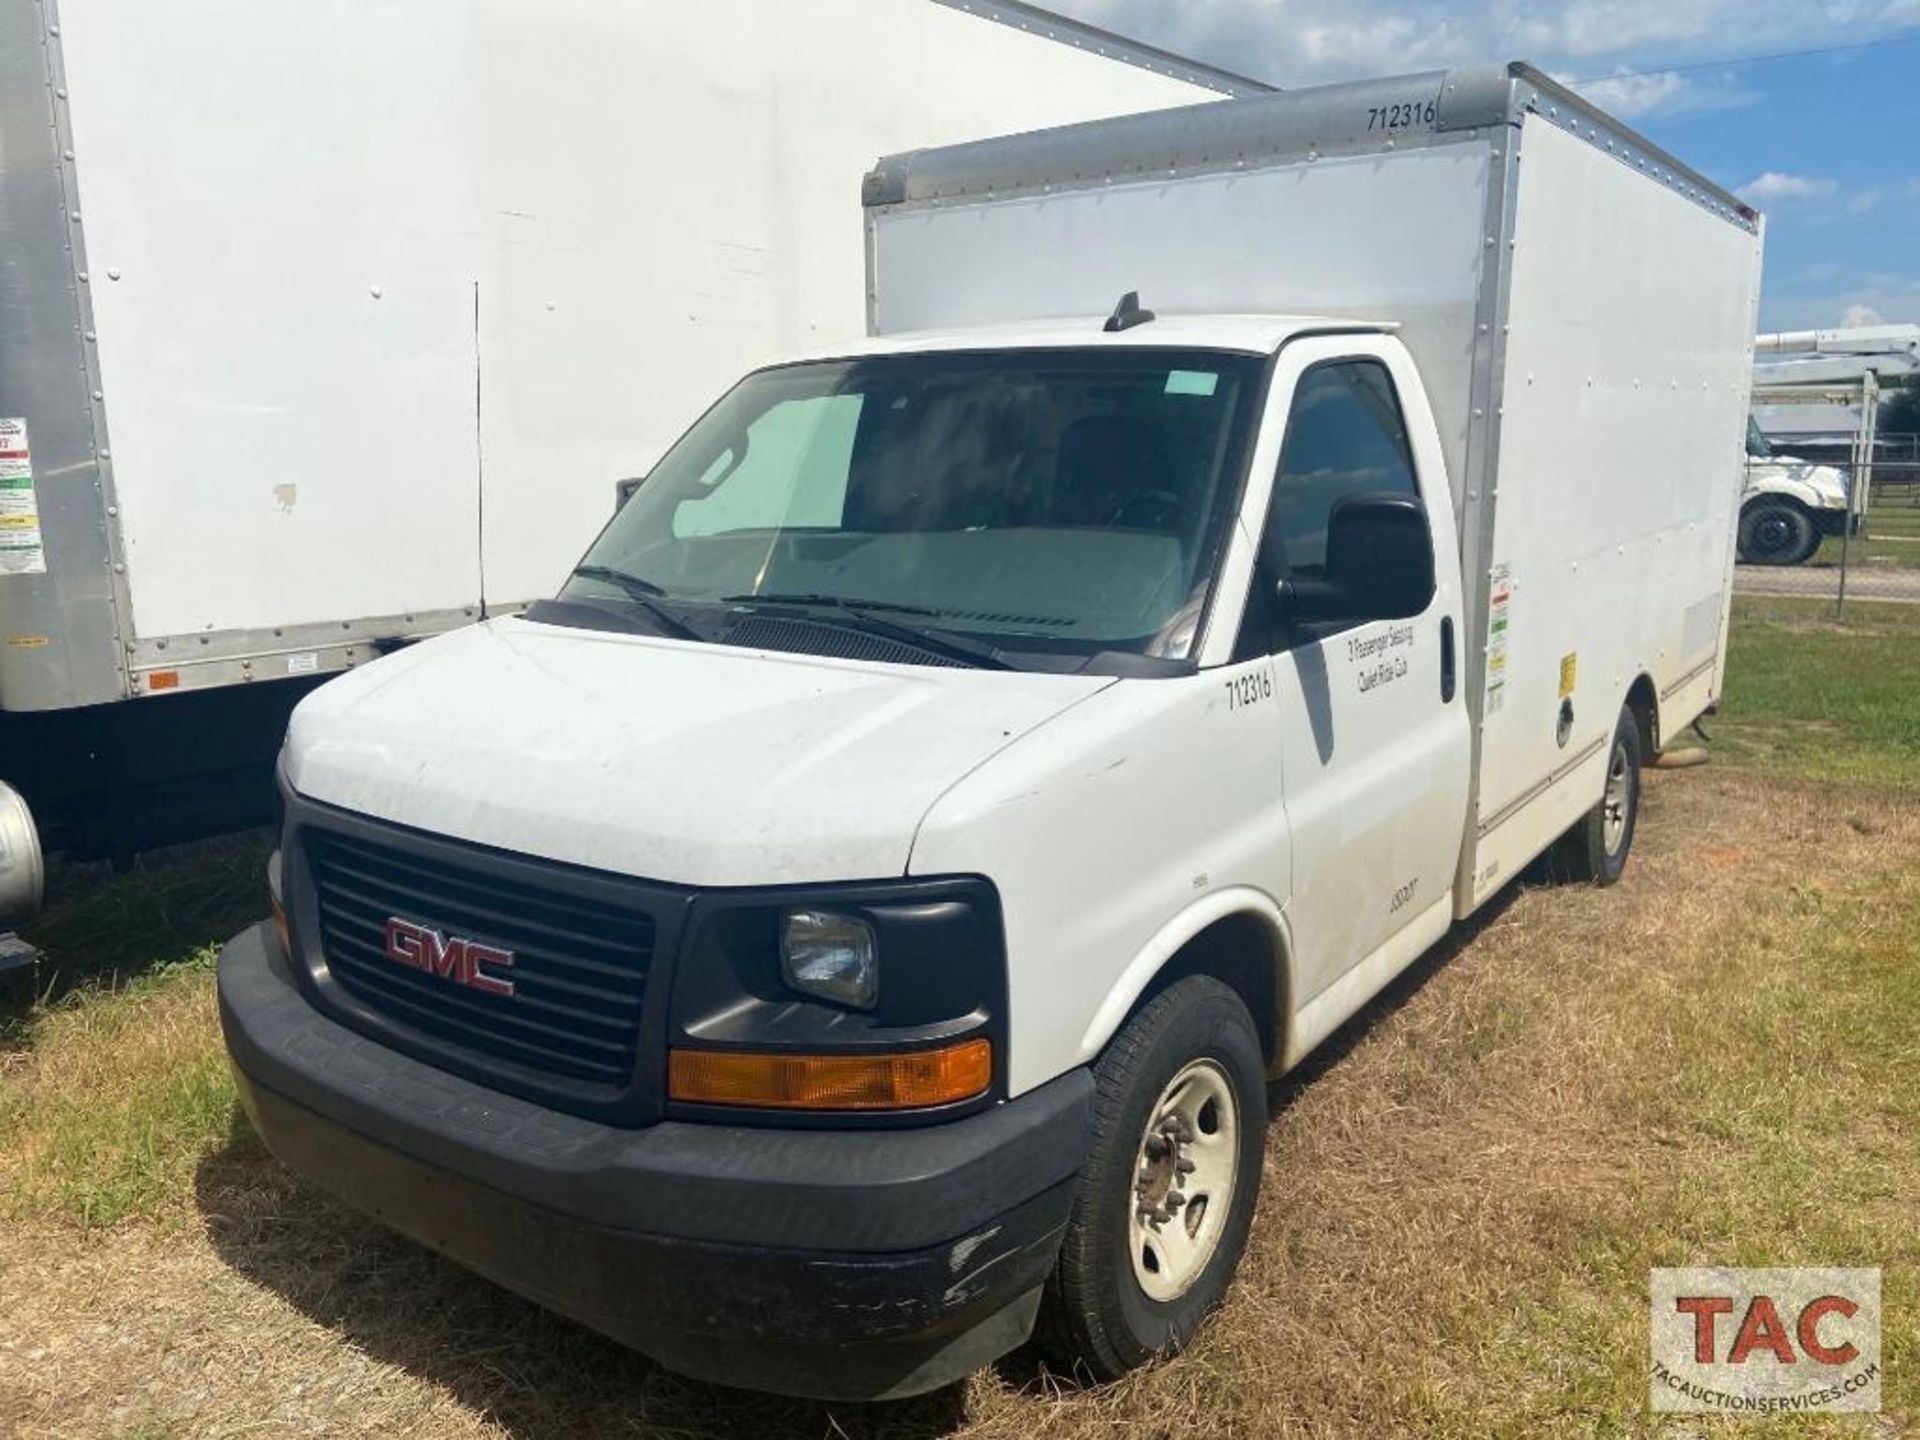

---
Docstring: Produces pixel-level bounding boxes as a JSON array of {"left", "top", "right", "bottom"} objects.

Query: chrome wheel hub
[{"left": 1603, "top": 741, "right": 1632, "bottom": 856}]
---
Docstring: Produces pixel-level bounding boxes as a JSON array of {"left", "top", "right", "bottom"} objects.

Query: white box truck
[
  {"left": 218, "top": 62, "right": 1762, "bottom": 1400},
  {"left": 0, "top": 0, "right": 1252, "bottom": 899}
]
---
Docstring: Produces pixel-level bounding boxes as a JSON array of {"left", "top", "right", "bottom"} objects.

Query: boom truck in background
[
  {"left": 218, "top": 63, "right": 1763, "bottom": 1399},
  {"left": 1737, "top": 325, "right": 1920, "bottom": 565},
  {"left": 0, "top": 0, "right": 1256, "bottom": 933},
  {"left": 1752, "top": 323, "right": 1920, "bottom": 449}
]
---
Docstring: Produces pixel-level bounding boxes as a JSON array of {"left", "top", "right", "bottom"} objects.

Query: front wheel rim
[
  {"left": 1603, "top": 741, "right": 1633, "bottom": 856},
  {"left": 1129, "top": 1058, "right": 1240, "bottom": 1302},
  {"left": 1755, "top": 516, "right": 1792, "bottom": 554}
]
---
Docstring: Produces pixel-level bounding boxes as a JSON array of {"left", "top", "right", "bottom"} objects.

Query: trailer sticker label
[
  {"left": 1486, "top": 563, "right": 1513, "bottom": 715},
  {"left": 0, "top": 418, "right": 48, "bottom": 576},
  {"left": 1165, "top": 369, "right": 1220, "bottom": 397},
  {"left": 286, "top": 652, "right": 320, "bottom": 674},
  {"left": 1559, "top": 651, "right": 1579, "bottom": 699}
]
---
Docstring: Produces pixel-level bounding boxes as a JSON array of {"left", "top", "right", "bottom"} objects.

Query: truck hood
[
  {"left": 283, "top": 616, "right": 1112, "bottom": 887},
  {"left": 1747, "top": 457, "right": 1850, "bottom": 509}
]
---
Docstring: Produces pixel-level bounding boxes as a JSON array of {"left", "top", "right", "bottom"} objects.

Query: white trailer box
[
  {"left": 863, "top": 61, "right": 1764, "bottom": 908},
  {"left": 0, "top": 0, "right": 1255, "bottom": 859}
]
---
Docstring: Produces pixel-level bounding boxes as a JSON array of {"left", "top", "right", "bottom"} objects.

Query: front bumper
[{"left": 217, "top": 922, "right": 1092, "bottom": 1399}]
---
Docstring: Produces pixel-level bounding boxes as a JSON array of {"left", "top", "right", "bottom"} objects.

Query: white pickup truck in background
[{"left": 217, "top": 62, "right": 1761, "bottom": 1400}]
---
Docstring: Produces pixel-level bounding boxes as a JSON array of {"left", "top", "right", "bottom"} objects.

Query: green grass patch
[
  {"left": 1, "top": 832, "right": 268, "bottom": 1226},
  {"left": 6, "top": 831, "right": 267, "bottom": 1049},
  {"left": 0, "top": 952, "right": 246, "bottom": 1228},
  {"left": 1801, "top": 490, "right": 1920, "bottom": 568},
  {"left": 1717, "top": 595, "right": 1920, "bottom": 787},
  {"left": 1809, "top": 529, "right": 1920, "bottom": 569}
]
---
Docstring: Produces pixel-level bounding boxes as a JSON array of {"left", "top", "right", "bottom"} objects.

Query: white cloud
[
  {"left": 1566, "top": 70, "right": 1686, "bottom": 116},
  {"left": 1737, "top": 172, "right": 1838, "bottom": 204},
  {"left": 1569, "top": 68, "right": 1754, "bottom": 118},
  {"left": 1762, "top": 276, "right": 1920, "bottom": 332},
  {"left": 1049, "top": 0, "right": 1920, "bottom": 91}
]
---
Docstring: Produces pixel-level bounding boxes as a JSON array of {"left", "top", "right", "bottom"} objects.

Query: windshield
[
  {"left": 1746, "top": 416, "right": 1773, "bottom": 458},
  {"left": 558, "top": 349, "right": 1264, "bottom": 665}
]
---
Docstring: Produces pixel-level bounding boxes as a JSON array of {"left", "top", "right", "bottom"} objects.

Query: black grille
[{"left": 305, "top": 828, "right": 655, "bottom": 1087}]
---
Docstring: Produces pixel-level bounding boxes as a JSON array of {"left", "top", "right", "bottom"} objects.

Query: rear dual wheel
[{"left": 1035, "top": 976, "right": 1267, "bottom": 1381}]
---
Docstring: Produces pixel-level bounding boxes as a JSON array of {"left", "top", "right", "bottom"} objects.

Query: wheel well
[
  {"left": 1625, "top": 673, "right": 1659, "bottom": 756},
  {"left": 1742, "top": 493, "right": 1813, "bottom": 520},
  {"left": 1136, "top": 912, "right": 1284, "bottom": 1066}
]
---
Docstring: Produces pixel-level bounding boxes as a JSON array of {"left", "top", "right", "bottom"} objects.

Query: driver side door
[{"left": 1244, "top": 337, "right": 1472, "bottom": 1008}]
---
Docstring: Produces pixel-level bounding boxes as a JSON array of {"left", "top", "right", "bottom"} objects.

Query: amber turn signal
[
  {"left": 668, "top": 1037, "right": 992, "bottom": 1111},
  {"left": 267, "top": 849, "right": 291, "bottom": 958}
]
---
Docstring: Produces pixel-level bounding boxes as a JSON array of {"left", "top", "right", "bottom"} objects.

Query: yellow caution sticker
[
  {"left": 1559, "top": 651, "right": 1579, "bottom": 699},
  {"left": 6, "top": 634, "right": 50, "bottom": 648}
]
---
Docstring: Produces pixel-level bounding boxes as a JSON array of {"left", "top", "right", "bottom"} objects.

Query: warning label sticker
[
  {"left": 0, "top": 417, "right": 47, "bottom": 577},
  {"left": 1485, "top": 563, "right": 1512, "bottom": 715}
]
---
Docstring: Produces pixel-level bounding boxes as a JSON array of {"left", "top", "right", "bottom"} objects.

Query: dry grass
[{"left": 3, "top": 769, "right": 1917, "bottom": 1438}]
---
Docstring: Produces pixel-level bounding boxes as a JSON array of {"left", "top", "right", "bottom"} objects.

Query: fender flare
[
  {"left": 1743, "top": 474, "right": 1838, "bottom": 515},
  {"left": 1073, "top": 885, "right": 1293, "bottom": 1072}
]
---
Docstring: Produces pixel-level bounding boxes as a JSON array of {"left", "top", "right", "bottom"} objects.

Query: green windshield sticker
[{"left": 1165, "top": 370, "right": 1219, "bottom": 397}]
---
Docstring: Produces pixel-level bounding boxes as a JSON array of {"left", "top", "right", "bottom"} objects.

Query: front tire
[
  {"left": 1035, "top": 976, "right": 1267, "bottom": 1382},
  {"left": 1738, "top": 500, "right": 1817, "bottom": 565},
  {"left": 1548, "top": 705, "right": 1642, "bottom": 885}
]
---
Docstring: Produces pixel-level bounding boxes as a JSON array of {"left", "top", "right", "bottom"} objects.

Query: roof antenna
[{"left": 1103, "top": 290, "right": 1156, "bottom": 333}]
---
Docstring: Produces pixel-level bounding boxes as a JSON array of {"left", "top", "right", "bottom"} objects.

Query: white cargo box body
[
  {"left": 0, "top": 0, "right": 1256, "bottom": 713},
  {"left": 864, "top": 63, "right": 1763, "bottom": 909}
]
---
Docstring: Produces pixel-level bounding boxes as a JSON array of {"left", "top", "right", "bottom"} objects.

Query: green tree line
[{"left": 1884, "top": 373, "right": 1920, "bottom": 438}]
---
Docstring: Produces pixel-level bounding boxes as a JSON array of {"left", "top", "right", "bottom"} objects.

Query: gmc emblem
[{"left": 384, "top": 916, "right": 516, "bottom": 997}]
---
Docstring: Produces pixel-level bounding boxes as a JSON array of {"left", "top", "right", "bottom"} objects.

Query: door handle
[{"left": 1440, "top": 616, "right": 1456, "bottom": 703}]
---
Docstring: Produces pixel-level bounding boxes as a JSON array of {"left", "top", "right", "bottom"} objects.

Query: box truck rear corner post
[
  {"left": 0, "top": 0, "right": 1258, "bottom": 931},
  {"left": 216, "top": 61, "right": 1760, "bottom": 1399}
]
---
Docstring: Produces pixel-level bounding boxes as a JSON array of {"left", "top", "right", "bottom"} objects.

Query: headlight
[
  {"left": 667, "top": 879, "right": 1004, "bottom": 1116},
  {"left": 780, "top": 908, "right": 878, "bottom": 1010}
]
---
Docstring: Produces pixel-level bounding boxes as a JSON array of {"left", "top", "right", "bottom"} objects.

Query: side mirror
[
  {"left": 614, "top": 476, "right": 644, "bottom": 512},
  {"left": 1281, "top": 492, "right": 1435, "bottom": 626}
]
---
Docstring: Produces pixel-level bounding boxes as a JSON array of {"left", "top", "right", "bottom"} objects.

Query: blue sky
[{"left": 1045, "top": 1, "right": 1920, "bottom": 332}]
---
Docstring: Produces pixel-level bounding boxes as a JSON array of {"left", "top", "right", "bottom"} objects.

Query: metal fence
[
  {"left": 1736, "top": 453, "right": 1920, "bottom": 613},
  {"left": 1742, "top": 370, "right": 1920, "bottom": 614}
]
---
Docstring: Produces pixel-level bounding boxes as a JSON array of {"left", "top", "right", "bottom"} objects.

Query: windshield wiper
[
  {"left": 568, "top": 565, "right": 702, "bottom": 640},
  {"left": 722, "top": 590, "right": 943, "bottom": 617},
  {"left": 721, "top": 591, "right": 1012, "bottom": 670}
]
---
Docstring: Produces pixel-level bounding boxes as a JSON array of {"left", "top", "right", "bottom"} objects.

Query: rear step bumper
[{"left": 217, "top": 921, "right": 1092, "bottom": 1399}]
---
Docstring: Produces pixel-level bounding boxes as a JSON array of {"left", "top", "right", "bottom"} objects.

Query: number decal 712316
[
  {"left": 1366, "top": 98, "right": 1438, "bottom": 132},
  {"left": 1222, "top": 668, "right": 1274, "bottom": 712}
]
